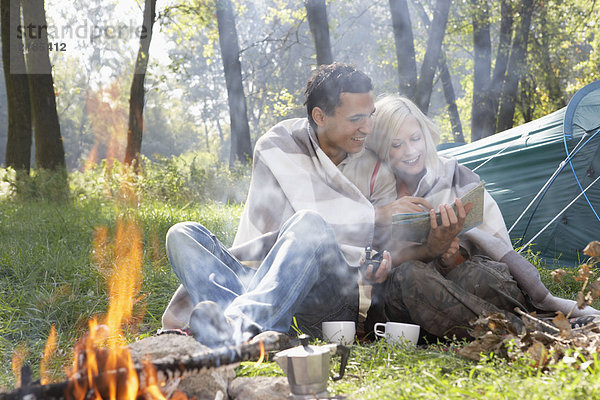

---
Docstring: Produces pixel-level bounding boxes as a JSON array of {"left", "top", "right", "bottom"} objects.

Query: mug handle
[{"left": 374, "top": 322, "right": 386, "bottom": 338}]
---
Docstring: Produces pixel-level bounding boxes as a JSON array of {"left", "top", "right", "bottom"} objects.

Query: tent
[{"left": 440, "top": 80, "right": 600, "bottom": 266}]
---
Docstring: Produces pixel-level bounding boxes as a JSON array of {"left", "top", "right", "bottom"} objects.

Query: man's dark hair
[{"left": 304, "top": 62, "right": 373, "bottom": 132}]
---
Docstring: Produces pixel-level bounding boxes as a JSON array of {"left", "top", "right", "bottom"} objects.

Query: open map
[{"left": 391, "top": 180, "right": 485, "bottom": 243}]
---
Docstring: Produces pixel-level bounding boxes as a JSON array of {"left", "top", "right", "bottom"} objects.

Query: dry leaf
[
  {"left": 577, "top": 291, "right": 587, "bottom": 308},
  {"left": 590, "top": 279, "right": 600, "bottom": 299},
  {"left": 458, "top": 331, "right": 504, "bottom": 361},
  {"left": 527, "top": 342, "right": 549, "bottom": 368},
  {"left": 551, "top": 269, "right": 566, "bottom": 283},
  {"left": 583, "top": 241, "right": 600, "bottom": 258},
  {"left": 575, "top": 264, "right": 593, "bottom": 282},
  {"left": 552, "top": 312, "right": 572, "bottom": 337}
]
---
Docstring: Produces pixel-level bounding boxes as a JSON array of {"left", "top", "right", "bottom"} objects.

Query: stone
[
  {"left": 128, "top": 333, "right": 236, "bottom": 400},
  {"left": 228, "top": 376, "right": 291, "bottom": 400}
]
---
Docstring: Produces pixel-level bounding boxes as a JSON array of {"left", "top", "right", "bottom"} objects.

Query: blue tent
[{"left": 440, "top": 81, "right": 600, "bottom": 266}]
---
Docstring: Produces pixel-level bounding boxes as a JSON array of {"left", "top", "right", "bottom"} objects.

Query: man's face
[{"left": 314, "top": 91, "right": 375, "bottom": 165}]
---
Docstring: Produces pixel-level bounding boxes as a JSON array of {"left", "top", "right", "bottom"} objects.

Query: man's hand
[
  {"left": 375, "top": 197, "right": 433, "bottom": 225},
  {"left": 361, "top": 250, "right": 391, "bottom": 284},
  {"left": 439, "top": 237, "right": 460, "bottom": 267},
  {"left": 425, "top": 198, "right": 472, "bottom": 259}
]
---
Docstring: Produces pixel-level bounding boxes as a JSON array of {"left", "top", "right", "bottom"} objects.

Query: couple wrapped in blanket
[{"left": 161, "top": 65, "right": 598, "bottom": 348}]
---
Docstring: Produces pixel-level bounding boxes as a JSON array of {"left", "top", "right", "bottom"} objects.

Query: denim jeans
[{"left": 166, "top": 210, "right": 359, "bottom": 340}]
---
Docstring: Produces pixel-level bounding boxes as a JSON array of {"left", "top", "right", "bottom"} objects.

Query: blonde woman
[{"left": 354, "top": 94, "right": 598, "bottom": 339}]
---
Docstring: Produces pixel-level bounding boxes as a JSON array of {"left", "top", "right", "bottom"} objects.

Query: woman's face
[{"left": 389, "top": 115, "right": 427, "bottom": 180}]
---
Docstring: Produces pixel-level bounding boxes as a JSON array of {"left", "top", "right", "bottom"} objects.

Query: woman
[{"left": 358, "top": 95, "right": 598, "bottom": 339}]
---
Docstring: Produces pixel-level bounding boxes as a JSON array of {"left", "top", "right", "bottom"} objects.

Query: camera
[{"left": 362, "top": 245, "right": 384, "bottom": 275}]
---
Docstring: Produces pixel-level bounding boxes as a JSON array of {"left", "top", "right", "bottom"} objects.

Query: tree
[
  {"left": 124, "top": 0, "right": 157, "bottom": 168},
  {"left": 470, "top": 0, "right": 513, "bottom": 141},
  {"left": 21, "top": 0, "right": 65, "bottom": 170},
  {"left": 389, "top": 0, "right": 417, "bottom": 98},
  {"left": 304, "top": 0, "right": 333, "bottom": 65},
  {"left": 412, "top": 1, "right": 463, "bottom": 141},
  {"left": 388, "top": 0, "right": 462, "bottom": 141},
  {"left": 496, "top": 0, "right": 535, "bottom": 132},
  {"left": 215, "top": 0, "right": 252, "bottom": 167},
  {"left": 414, "top": 0, "right": 451, "bottom": 114},
  {"left": 1, "top": 0, "right": 32, "bottom": 171}
]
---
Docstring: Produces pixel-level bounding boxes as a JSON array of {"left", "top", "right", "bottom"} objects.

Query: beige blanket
[{"left": 162, "top": 118, "right": 375, "bottom": 329}]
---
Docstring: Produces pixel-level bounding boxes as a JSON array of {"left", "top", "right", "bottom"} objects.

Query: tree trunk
[
  {"left": 21, "top": 0, "right": 65, "bottom": 170},
  {"left": 415, "top": 0, "right": 451, "bottom": 114},
  {"left": 439, "top": 52, "right": 464, "bottom": 142},
  {"left": 538, "top": 5, "right": 565, "bottom": 108},
  {"left": 496, "top": 0, "right": 534, "bottom": 132},
  {"left": 413, "top": 1, "right": 463, "bottom": 141},
  {"left": 215, "top": 0, "right": 252, "bottom": 167},
  {"left": 489, "top": 0, "right": 513, "bottom": 115},
  {"left": 388, "top": 0, "right": 417, "bottom": 98},
  {"left": 304, "top": 0, "right": 333, "bottom": 65},
  {"left": 1, "top": 0, "right": 32, "bottom": 172},
  {"left": 470, "top": 0, "right": 493, "bottom": 141},
  {"left": 124, "top": 0, "right": 156, "bottom": 169}
]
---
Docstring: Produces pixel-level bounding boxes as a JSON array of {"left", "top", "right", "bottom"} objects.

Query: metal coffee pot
[{"left": 274, "top": 334, "right": 350, "bottom": 399}]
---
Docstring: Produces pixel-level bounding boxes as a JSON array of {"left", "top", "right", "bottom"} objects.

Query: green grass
[
  {"left": 1, "top": 164, "right": 599, "bottom": 398},
  {"left": 234, "top": 340, "right": 600, "bottom": 399},
  {"left": 0, "top": 196, "right": 243, "bottom": 389}
]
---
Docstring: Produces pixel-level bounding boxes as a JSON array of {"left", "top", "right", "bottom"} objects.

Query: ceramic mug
[
  {"left": 374, "top": 322, "right": 420, "bottom": 346},
  {"left": 322, "top": 321, "right": 356, "bottom": 345}
]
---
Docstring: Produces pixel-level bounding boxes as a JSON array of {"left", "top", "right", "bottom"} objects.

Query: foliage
[{"left": 1, "top": 150, "right": 251, "bottom": 205}]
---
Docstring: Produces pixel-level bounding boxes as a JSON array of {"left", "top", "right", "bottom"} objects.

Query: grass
[
  {"left": 1, "top": 164, "right": 599, "bottom": 398},
  {"left": 0, "top": 196, "right": 243, "bottom": 389}
]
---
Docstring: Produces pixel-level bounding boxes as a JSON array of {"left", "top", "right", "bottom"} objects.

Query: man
[{"left": 161, "top": 63, "right": 392, "bottom": 348}]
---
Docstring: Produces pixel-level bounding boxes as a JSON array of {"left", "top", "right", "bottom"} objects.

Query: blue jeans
[{"left": 166, "top": 210, "right": 359, "bottom": 339}]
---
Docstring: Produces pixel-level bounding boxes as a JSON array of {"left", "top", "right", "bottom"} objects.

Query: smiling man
[{"left": 161, "top": 63, "right": 392, "bottom": 348}]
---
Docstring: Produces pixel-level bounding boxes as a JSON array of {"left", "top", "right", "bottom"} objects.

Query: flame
[
  {"left": 11, "top": 343, "right": 28, "bottom": 388},
  {"left": 105, "top": 218, "right": 142, "bottom": 342},
  {"left": 40, "top": 325, "right": 58, "bottom": 384},
  {"left": 63, "top": 214, "right": 180, "bottom": 399},
  {"left": 255, "top": 340, "right": 265, "bottom": 365}
]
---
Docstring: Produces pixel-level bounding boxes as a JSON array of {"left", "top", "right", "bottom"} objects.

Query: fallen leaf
[
  {"left": 577, "top": 291, "right": 587, "bottom": 308},
  {"left": 552, "top": 312, "right": 572, "bottom": 337},
  {"left": 583, "top": 241, "right": 600, "bottom": 258},
  {"left": 527, "top": 342, "right": 549, "bottom": 368},
  {"left": 551, "top": 269, "right": 566, "bottom": 283},
  {"left": 458, "top": 331, "right": 504, "bottom": 361},
  {"left": 590, "top": 280, "right": 600, "bottom": 299},
  {"left": 575, "top": 264, "right": 593, "bottom": 282}
]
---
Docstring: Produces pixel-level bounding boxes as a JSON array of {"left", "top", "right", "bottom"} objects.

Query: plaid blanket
[
  {"left": 414, "top": 155, "right": 513, "bottom": 260},
  {"left": 230, "top": 118, "right": 375, "bottom": 265},
  {"left": 162, "top": 118, "right": 375, "bottom": 329}
]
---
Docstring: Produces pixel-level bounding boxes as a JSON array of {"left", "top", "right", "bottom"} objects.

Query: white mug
[
  {"left": 374, "top": 322, "right": 420, "bottom": 346},
  {"left": 322, "top": 321, "right": 356, "bottom": 345}
]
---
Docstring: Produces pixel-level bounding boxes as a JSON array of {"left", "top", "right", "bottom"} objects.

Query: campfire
[{"left": 3, "top": 213, "right": 282, "bottom": 400}]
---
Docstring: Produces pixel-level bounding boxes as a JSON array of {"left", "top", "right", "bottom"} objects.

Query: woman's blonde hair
[{"left": 367, "top": 94, "right": 441, "bottom": 175}]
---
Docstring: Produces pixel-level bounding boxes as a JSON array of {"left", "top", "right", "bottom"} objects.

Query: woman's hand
[
  {"left": 425, "top": 198, "right": 472, "bottom": 259},
  {"left": 361, "top": 250, "right": 392, "bottom": 284},
  {"left": 375, "top": 197, "right": 433, "bottom": 225}
]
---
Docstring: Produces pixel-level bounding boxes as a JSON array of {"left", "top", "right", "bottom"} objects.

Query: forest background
[
  {"left": 2, "top": 0, "right": 599, "bottom": 173},
  {"left": 2, "top": 0, "right": 600, "bottom": 394}
]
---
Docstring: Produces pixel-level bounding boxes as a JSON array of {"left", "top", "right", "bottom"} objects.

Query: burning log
[{"left": 0, "top": 332, "right": 293, "bottom": 400}]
